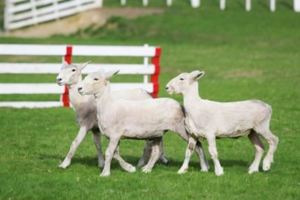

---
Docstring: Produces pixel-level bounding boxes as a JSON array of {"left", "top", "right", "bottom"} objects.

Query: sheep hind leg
[
  {"left": 254, "top": 125, "right": 279, "bottom": 172},
  {"left": 142, "top": 138, "right": 161, "bottom": 173},
  {"left": 158, "top": 137, "right": 169, "bottom": 164},
  {"left": 91, "top": 128, "right": 105, "bottom": 168},
  {"left": 137, "top": 140, "right": 152, "bottom": 168},
  {"left": 248, "top": 130, "right": 265, "bottom": 174},
  {"left": 113, "top": 147, "right": 136, "bottom": 173}
]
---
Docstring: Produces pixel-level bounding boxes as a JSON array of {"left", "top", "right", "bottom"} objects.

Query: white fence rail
[
  {"left": 4, "top": 0, "right": 300, "bottom": 30},
  {"left": 4, "top": 0, "right": 103, "bottom": 30},
  {"left": 0, "top": 44, "right": 161, "bottom": 108}
]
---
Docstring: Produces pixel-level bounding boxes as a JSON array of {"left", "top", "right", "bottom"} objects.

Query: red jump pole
[
  {"left": 151, "top": 47, "right": 161, "bottom": 98},
  {"left": 62, "top": 45, "right": 72, "bottom": 107}
]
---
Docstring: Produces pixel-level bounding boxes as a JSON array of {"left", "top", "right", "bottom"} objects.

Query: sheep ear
[
  {"left": 105, "top": 70, "right": 119, "bottom": 80},
  {"left": 191, "top": 70, "right": 205, "bottom": 81},
  {"left": 78, "top": 61, "right": 91, "bottom": 71}
]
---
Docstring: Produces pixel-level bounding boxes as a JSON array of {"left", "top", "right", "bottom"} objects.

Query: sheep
[
  {"left": 77, "top": 70, "right": 209, "bottom": 176},
  {"left": 166, "top": 70, "right": 279, "bottom": 176},
  {"left": 56, "top": 61, "right": 168, "bottom": 171}
]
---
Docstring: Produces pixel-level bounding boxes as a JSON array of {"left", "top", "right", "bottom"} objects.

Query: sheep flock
[{"left": 56, "top": 63, "right": 279, "bottom": 177}]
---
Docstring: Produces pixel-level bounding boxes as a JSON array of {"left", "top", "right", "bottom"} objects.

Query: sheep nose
[
  {"left": 57, "top": 78, "right": 62, "bottom": 82},
  {"left": 78, "top": 87, "right": 83, "bottom": 92},
  {"left": 165, "top": 86, "right": 169, "bottom": 90}
]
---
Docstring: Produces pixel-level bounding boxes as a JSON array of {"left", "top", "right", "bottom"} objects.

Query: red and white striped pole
[
  {"left": 151, "top": 47, "right": 161, "bottom": 98},
  {"left": 61, "top": 45, "right": 72, "bottom": 107}
]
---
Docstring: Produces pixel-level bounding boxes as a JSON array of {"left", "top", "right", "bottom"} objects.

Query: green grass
[{"left": 0, "top": 1, "right": 300, "bottom": 199}]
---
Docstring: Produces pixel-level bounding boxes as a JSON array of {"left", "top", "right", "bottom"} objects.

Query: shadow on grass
[{"left": 39, "top": 154, "right": 249, "bottom": 171}]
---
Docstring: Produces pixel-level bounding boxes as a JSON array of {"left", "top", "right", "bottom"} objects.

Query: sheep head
[
  {"left": 166, "top": 70, "right": 205, "bottom": 95},
  {"left": 78, "top": 70, "right": 119, "bottom": 97},
  {"left": 56, "top": 61, "right": 90, "bottom": 86}
]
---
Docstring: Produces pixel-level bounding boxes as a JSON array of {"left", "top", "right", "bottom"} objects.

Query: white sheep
[
  {"left": 78, "top": 71, "right": 209, "bottom": 176},
  {"left": 56, "top": 61, "right": 168, "bottom": 171},
  {"left": 166, "top": 70, "right": 279, "bottom": 176}
]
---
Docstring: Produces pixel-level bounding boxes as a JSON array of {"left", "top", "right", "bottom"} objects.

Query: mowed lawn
[{"left": 0, "top": 1, "right": 300, "bottom": 199}]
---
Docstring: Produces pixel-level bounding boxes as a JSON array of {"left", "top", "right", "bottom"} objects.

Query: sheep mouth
[{"left": 56, "top": 81, "right": 64, "bottom": 86}]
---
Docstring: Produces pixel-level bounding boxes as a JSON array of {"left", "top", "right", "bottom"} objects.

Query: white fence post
[
  {"left": 4, "top": 0, "right": 10, "bottom": 31},
  {"left": 96, "top": 0, "right": 103, "bottom": 7},
  {"left": 121, "top": 0, "right": 126, "bottom": 6},
  {"left": 191, "top": 0, "right": 200, "bottom": 8},
  {"left": 166, "top": 0, "right": 172, "bottom": 6},
  {"left": 4, "top": 0, "right": 104, "bottom": 31},
  {"left": 294, "top": 0, "right": 300, "bottom": 12},
  {"left": 30, "top": 0, "right": 38, "bottom": 24},
  {"left": 245, "top": 0, "right": 251, "bottom": 11},
  {"left": 220, "top": 0, "right": 226, "bottom": 10},
  {"left": 143, "top": 44, "right": 149, "bottom": 84},
  {"left": 143, "top": 0, "right": 149, "bottom": 6},
  {"left": 270, "top": 0, "right": 276, "bottom": 12}
]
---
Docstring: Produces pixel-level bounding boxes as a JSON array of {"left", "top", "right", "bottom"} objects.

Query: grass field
[{"left": 0, "top": 1, "right": 300, "bottom": 199}]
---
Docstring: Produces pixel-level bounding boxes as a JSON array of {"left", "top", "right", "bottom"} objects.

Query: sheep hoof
[
  {"left": 100, "top": 171, "right": 110, "bottom": 177},
  {"left": 263, "top": 162, "right": 271, "bottom": 171},
  {"left": 142, "top": 167, "right": 152, "bottom": 173},
  {"left": 177, "top": 168, "right": 187, "bottom": 174},
  {"left": 58, "top": 161, "right": 70, "bottom": 169},
  {"left": 248, "top": 168, "right": 259, "bottom": 174},
  {"left": 248, "top": 165, "right": 259, "bottom": 174},
  {"left": 215, "top": 168, "right": 224, "bottom": 176},
  {"left": 128, "top": 166, "right": 136, "bottom": 173},
  {"left": 201, "top": 168, "right": 209, "bottom": 172}
]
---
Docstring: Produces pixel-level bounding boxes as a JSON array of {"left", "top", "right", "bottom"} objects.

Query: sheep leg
[
  {"left": 137, "top": 140, "right": 152, "bottom": 167},
  {"left": 138, "top": 137, "right": 168, "bottom": 167},
  {"left": 255, "top": 126, "right": 279, "bottom": 172},
  {"left": 175, "top": 124, "right": 209, "bottom": 172},
  {"left": 194, "top": 141, "right": 209, "bottom": 172},
  {"left": 100, "top": 137, "right": 119, "bottom": 177},
  {"left": 248, "top": 130, "right": 265, "bottom": 174},
  {"left": 178, "top": 137, "right": 197, "bottom": 174},
  {"left": 207, "top": 135, "right": 224, "bottom": 176},
  {"left": 59, "top": 126, "right": 87, "bottom": 169},
  {"left": 91, "top": 129, "right": 105, "bottom": 168},
  {"left": 142, "top": 139, "right": 161, "bottom": 173},
  {"left": 158, "top": 138, "right": 169, "bottom": 164},
  {"left": 113, "top": 147, "right": 136, "bottom": 173}
]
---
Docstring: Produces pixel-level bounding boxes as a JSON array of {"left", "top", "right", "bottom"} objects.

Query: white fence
[
  {"left": 0, "top": 44, "right": 161, "bottom": 108},
  {"left": 4, "top": 0, "right": 103, "bottom": 30}
]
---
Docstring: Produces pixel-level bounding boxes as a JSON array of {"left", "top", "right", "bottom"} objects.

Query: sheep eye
[
  {"left": 72, "top": 69, "right": 76, "bottom": 72},
  {"left": 180, "top": 78, "right": 184, "bottom": 81},
  {"left": 94, "top": 78, "right": 99, "bottom": 81}
]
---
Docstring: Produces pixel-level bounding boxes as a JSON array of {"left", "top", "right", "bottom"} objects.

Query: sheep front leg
[
  {"left": 100, "top": 137, "right": 119, "bottom": 177},
  {"left": 207, "top": 135, "right": 224, "bottom": 176},
  {"left": 59, "top": 126, "right": 87, "bottom": 169},
  {"left": 113, "top": 147, "right": 136, "bottom": 173},
  {"left": 91, "top": 129, "right": 105, "bottom": 168},
  {"left": 178, "top": 137, "right": 197, "bottom": 174}
]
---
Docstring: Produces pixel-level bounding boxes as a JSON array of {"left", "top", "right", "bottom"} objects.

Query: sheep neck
[
  {"left": 66, "top": 75, "right": 83, "bottom": 110},
  {"left": 95, "top": 83, "right": 113, "bottom": 108},
  {"left": 183, "top": 82, "right": 202, "bottom": 108}
]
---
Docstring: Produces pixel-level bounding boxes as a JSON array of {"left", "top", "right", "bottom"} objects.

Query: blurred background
[{"left": 0, "top": 1, "right": 299, "bottom": 200}]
